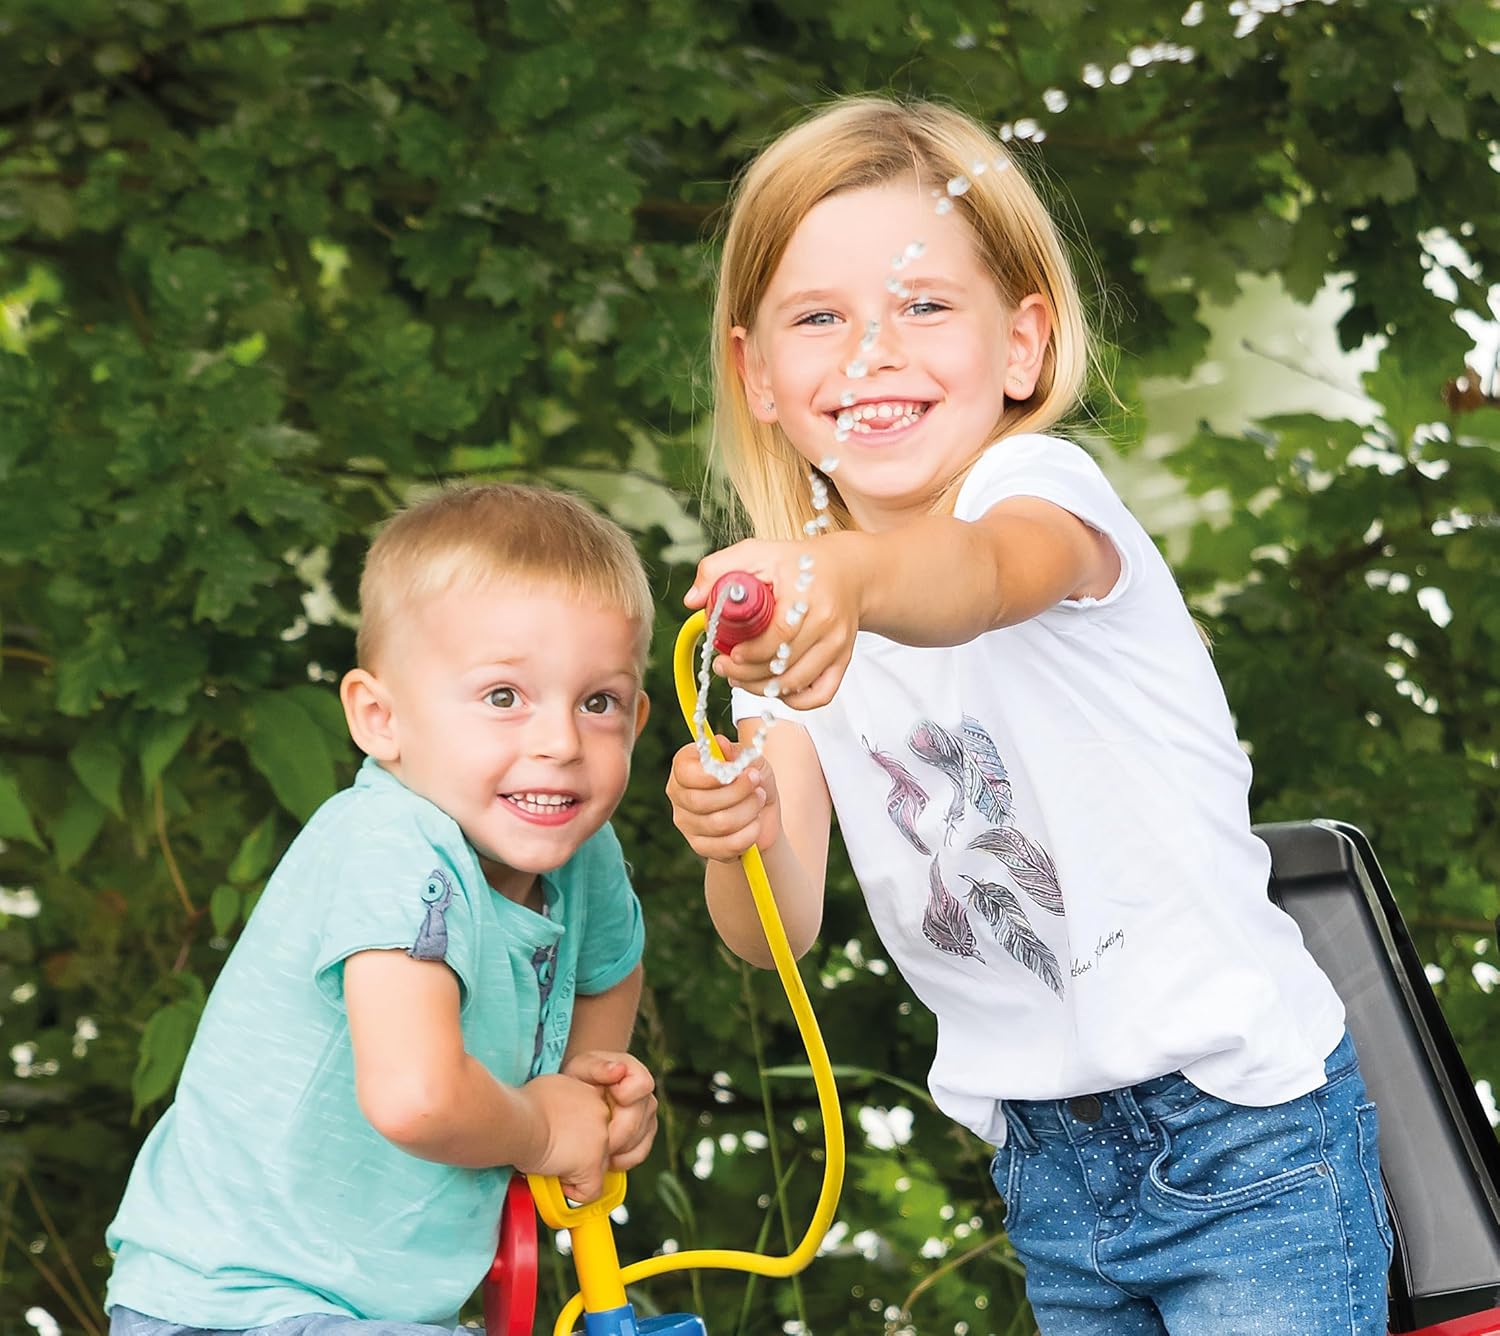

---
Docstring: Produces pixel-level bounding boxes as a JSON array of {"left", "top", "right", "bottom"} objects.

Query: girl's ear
[
  {"left": 340, "top": 668, "right": 400, "bottom": 763},
  {"left": 732, "top": 325, "right": 778, "bottom": 423},
  {"left": 1003, "top": 294, "right": 1052, "bottom": 401}
]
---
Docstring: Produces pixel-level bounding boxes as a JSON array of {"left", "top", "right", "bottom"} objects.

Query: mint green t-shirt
[{"left": 105, "top": 758, "right": 644, "bottom": 1326}]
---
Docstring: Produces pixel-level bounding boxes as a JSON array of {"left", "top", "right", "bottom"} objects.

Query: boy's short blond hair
[{"left": 356, "top": 484, "right": 654, "bottom": 671}]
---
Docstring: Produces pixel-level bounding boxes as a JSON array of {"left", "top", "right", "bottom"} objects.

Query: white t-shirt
[{"left": 734, "top": 434, "right": 1345, "bottom": 1146}]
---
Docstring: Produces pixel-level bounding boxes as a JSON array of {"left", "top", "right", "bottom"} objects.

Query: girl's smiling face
[{"left": 734, "top": 179, "right": 1050, "bottom": 531}]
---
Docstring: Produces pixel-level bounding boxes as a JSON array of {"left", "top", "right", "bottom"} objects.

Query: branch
[
  {"left": 152, "top": 780, "right": 195, "bottom": 916},
  {"left": 900, "top": 1230, "right": 1023, "bottom": 1317}
]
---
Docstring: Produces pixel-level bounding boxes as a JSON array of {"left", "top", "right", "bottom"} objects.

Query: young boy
[{"left": 105, "top": 484, "right": 660, "bottom": 1333}]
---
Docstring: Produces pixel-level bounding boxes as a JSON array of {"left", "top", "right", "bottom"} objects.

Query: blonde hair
[
  {"left": 711, "top": 94, "right": 1095, "bottom": 542},
  {"left": 356, "top": 484, "right": 654, "bottom": 671}
]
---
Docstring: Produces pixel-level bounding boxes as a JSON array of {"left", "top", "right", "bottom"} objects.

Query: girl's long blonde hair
[{"left": 711, "top": 95, "right": 1095, "bottom": 542}]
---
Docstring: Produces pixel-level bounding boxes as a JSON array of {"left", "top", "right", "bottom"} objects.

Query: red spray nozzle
[{"left": 709, "top": 571, "right": 775, "bottom": 653}]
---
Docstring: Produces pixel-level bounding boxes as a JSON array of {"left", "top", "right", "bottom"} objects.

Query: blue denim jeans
[
  {"left": 991, "top": 1031, "right": 1392, "bottom": 1335},
  {"left": 109, "top": 1310, "right": 459, "bottom": 1336}
]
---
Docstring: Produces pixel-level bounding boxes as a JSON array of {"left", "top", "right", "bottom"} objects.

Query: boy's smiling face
[{"left": 348, "top": 579, "right": 649, "bottom": 903}]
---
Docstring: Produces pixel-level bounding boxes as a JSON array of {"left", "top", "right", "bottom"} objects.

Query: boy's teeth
[{"left": 509, "top": 793, "right": 575, "bottom": 808}]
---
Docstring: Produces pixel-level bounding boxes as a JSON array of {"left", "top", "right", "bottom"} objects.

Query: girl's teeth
[{"left": 845, "top": 402, "right": 926, "bottom": 433}]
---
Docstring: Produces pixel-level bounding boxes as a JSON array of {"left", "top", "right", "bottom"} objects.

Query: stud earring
[{"left": 762, "top": 397, "right": 775, "bottom": 412}]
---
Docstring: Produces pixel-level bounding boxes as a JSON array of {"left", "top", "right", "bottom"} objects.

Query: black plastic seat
[{"left": 1259, "top": 819, "right": 1500, "bottom": 1331}]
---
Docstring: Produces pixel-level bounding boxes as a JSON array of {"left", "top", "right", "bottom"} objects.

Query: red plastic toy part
[
  {"left": 482, "top": 1174, "right": 538, "bottom": 1336},
  {"left": 1403, "top": 1314, "right": 1500, "bottom": 1335},
  {"left": 709, "top": 571, "right": 775, "bottom": 653}
]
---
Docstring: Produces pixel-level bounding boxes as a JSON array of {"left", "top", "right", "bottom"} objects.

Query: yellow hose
[{"left": 545, "top": 610, "right": 846, "bottom": 1336}]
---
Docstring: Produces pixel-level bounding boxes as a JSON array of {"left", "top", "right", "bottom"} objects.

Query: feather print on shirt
[
  {"left": 906, "top": 720, "right": 968, "bottom": 840},
  {"left": 861, "top": 735, "right": 931, "bottom": 855},
  {"left": 923, "top": 857, "right": 983, "bottom": 960},
  {"left": 958, "top": 714, "right": 1014, "bottom": 822},
  {"left": 961, "top": 874, "right": 1065, "bottom": 997},
  {"left": 966, "top": 825, "right": 1064, "bottom": 916}
]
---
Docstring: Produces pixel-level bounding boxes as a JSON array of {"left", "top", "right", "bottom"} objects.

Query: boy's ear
[
  {"left": 1003, "top": 294, "right": 1052, "bottom": 401},
  {"left": 732, "top": 326, "right": 778, "bottom": 424},
  {"left": 632, "top": 691, "right": 651, "bottom": 742},
  {"left": 340, "top": 668, "right": 400, "bottom": 762}
]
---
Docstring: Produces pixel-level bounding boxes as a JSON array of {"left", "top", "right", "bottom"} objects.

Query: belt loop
[
  {"left": 1000, "top": 1100, "right": 1038, "bottom": 1151},
  {"left": 1115, "top": 1085, "right": 1154, "bottom": 1146}
]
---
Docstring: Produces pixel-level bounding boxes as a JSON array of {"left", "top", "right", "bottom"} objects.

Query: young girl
[{"left": 667, "top": 96, "right": 1392, "bottom": 1335}]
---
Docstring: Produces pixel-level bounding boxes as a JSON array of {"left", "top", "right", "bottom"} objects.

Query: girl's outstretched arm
[{"left": 691, "top": 496, "right": 1118, "bottom": 708}]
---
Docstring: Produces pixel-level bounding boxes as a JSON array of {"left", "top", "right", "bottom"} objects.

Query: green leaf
[
  {"left": 228, "top": 813, "right": 278, "bottom": 884},
  {"left": 69, "top": 730, "right": 126, "bottom": 817},
  {"left": 140, "top": 715, "right": 196, "bottom": 793},
  {"left": 50, "top": 788, "right": 107, "bottom": 870},
  {"left": 245, "top": 691, "right": 338, "bottom": 821},
  {"left": 0, "top": 768, "right": 43, "bottom": 847},
  {"left": 209, "top": 883, "right": 241, "bottom": 936},
  {"left": 131, "top": 996, "right": 204, "bottom": 1120}
]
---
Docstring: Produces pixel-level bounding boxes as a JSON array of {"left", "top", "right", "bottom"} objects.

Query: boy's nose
[{"left": 528, "top": 707, "right": 583, "bottom": 761}]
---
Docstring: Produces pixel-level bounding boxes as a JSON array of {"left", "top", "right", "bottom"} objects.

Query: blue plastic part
[
  {"left": 578, "top": 1310, "right": 707, "bottom": 1336},
  {"left": 581, "top": 1305, "right": 639, "bottom": 1336}
]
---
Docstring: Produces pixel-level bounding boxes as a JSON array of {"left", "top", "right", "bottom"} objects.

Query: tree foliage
[{"left": 1, "top": 2, "right": 1496, "bottom": 1332}]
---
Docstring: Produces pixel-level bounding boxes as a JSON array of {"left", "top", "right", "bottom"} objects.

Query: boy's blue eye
[
  {"left": 581, "top": 692, "right": 619, "bottom": 715},
  {"left": 486, "top": 687, "right": 518, "bottom": 708}
]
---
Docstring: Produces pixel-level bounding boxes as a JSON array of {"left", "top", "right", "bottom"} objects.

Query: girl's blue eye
[
  {"left": 486, "top": 687, "right": 518, "bottom": 709},
  {"left": 907, "top": 299, "right": 948, "bottom": 317},
  {"left": 795, "top": 311, "right": 839, "bottom": 327},
  {"left": 581, "top": 692, "right": 619, "bottom": 716}
]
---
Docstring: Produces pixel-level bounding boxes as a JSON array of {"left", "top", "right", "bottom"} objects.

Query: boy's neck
[{"left": 483, "top": 859, "right": 545, "bottom": 913}]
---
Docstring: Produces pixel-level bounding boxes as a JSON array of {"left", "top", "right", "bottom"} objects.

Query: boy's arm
[
  {"left": 563, "top": 961, "right": 643, "bottom": 1058},
  {"left": 703, "top": 718, "right": 831, "bottom": 969},
  {"left": 344, "top": 948, "right": 609, "bottom": 1183}
]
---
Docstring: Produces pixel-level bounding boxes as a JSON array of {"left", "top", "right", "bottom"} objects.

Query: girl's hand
[
  {"left": 686, "top": 534, "right": 864, "bottom": 709},
  {"left": 667, "top": 735, "right": 782, "bottom": 861},
  {"left": 562, "top": 1051, "right": 658, "bottom": 1171}
]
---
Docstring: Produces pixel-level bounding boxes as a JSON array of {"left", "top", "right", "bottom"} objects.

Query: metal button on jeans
[{"left": 1068, "top": 1094, "right": 1104, "bottom": 1123}]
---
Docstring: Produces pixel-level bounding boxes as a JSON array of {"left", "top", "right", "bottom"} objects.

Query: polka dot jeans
[{"left": 991, "top": 1032, "right": 1392, "bottom": 1335}]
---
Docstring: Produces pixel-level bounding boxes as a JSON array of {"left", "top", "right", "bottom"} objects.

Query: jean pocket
[
  {"left": 1356, "top": 1101, "right": 1395, "bottom": 1256},
  {"left": 1145, "top": 1099, "right": 1330, "bottom": 1212},
  {"left": 990, "top": 1142, "right": 1026, "bottom": 1232}
]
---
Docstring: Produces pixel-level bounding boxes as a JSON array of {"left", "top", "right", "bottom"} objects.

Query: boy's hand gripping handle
[{"left": 709, "top": 571, "right": 775, "bottom": 653}]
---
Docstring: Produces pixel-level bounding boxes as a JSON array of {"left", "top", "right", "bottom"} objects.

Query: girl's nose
[{"left": 854, "top": 316, "right": 907, "bottom": 372}]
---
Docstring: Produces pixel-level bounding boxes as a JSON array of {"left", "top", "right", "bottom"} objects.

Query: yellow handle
[
  {"left": 530, "top": 1173, "right": 629, "bottom": 1312},
  {"left": 548, "top": 610, "right": 846, "bottom": 1336}
]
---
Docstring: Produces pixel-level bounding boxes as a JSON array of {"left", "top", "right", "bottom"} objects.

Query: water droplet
[
  {"left": 837, "top": 411, "right": 854, "bottom": 430},
  {"left": 769, "top": 658, "right": 786, "bottom": 676},
  {"left": 846, "top": 359, "right": 868, "bottom": 378},
  {"left": 840, "top": 391, "right": 856, "bottom": 407},
  {"left": 885, "top": 276, "right": 904, "bottom": 293},
  {"left": 946, "top": 174, "right": 971, "bottom": 196},
  {"left": 796, "top": 572, "right": 813, "bottom": 591},
  {"left": 777, "top": 642, "right": 792, "bottom": 658},
  {"left": 816, "top": 514, "right": 831, "bottom": 529},
  {"left": 820, "top": 455, "right": 840, "bottom": 471},
  {"left": 765, "top": 682, "right": 781, "bottom": 699},
  {"left": 834, "top": 429, "right": 850, "bottom": 443},
  {"left": 803, "top": 520, "right": 820, "bottom": 535},
  {"left": 991, "top": 157, "right": 1011, "bottom": 173},
  {"left": 969, "top": 160, "right": 988, "bottom": 176},
  {"left": 935, "top": 198, "right": 954, "bottom": 215},
  {"left": 891, "top": 254, "right": 907, "bottom": 271},
  {"left": 798, "top": 554, "right": 815, "bottom": 570},
  {"left": 905, "top": 241, "right": 926, "bottom": 259}
]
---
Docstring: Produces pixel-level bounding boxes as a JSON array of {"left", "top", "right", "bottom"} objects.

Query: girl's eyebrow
[{"left": 774, "top": 288, "right": 840, "bottom": 312}]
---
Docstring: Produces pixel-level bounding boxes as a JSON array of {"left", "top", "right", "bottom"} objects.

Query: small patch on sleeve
[{"left": 408, "top": 868, "right": 454, "bottom": 962}]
